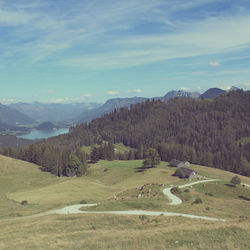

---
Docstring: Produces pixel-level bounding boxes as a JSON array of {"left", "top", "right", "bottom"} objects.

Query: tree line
[{"left": 1, "top": 90, "right": 250, "bottom": 177}]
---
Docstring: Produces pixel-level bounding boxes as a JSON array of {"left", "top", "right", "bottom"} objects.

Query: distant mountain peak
[
  {"left": 0, "top": 103, "right": 35, "bottom": 127},
  {"left": 199, "top": 88, "right": 226, "bottom": 99},
  {"left": 162, "top": 90, "right": 200, "bottom": 101},
  {"left": 228, "top": 86, "right": 240, "bottom": 92}
]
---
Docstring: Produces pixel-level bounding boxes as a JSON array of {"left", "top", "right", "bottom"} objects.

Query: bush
[
  {"left": 192, "top": 198, "right": 202, "bottom": 204},
  {"left": 205, "top": 192, "right": 213, "bottom": 196},
  {"left": 230, "top": 176, "right": 241, "bottom": 185},
  {"left": 152, "top": 218, "right": 159, "bottom": 223},
  {"left": 21, "top": 200, "right": 28, "bottom": 205},
  {"left": 139, "top": 215, "right": 148, "bottom": 221},
  {"left": 171, "top": 187, "right": 181, "bottom": 194},
  {"left": 184, "top": 189, "right": 190, "bottom": 193},
  {"left": 80, "top": 200, "right": 87, "bottom": 204}
]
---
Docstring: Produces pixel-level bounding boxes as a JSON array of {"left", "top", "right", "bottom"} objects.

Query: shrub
[
  {"left": 184, "top": 189, "right": 190, "bottom": 193},
  {"left": 139, "top": 215, "right": 148, "bottom": 221},
  {"left": 192, "top": 198, "right": 202, "bottom": 204},
  {"left": 152, "top": 218, "right": 159, "bottom": 223},
  {"left": 21, "top": 200, "right": 28, "bottom": 205},
  {"left": 90, "top": 223, "right": 96, "bottom": 230},
  {"left": 205, "top": 192, "right": 213, "bottom": 196},
  {"left": 171, "top": 187, "right": 181, "bottom": 194},
  {"left": 80, "top": 200, "right": 87, "bottom": 204},
  {"left": 230, "top": 176, "right": 241, "bottom": 185}
]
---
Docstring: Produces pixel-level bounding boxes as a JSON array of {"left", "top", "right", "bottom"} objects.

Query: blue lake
[{"left": 17, "top": 128, "right": 69, "bottom": 140}]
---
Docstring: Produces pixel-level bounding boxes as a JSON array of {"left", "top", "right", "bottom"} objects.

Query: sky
[{"left": 0, "top": 0, "right": 250, "bottom": 104}]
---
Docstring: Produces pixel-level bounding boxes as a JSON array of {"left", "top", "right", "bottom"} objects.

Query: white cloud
[
  {"left": 127, "top": 88, "right": 142, "bottom": 94},
  {"left": 0, "top": 9, "right": 35, "bottom": 26},
  {"left": 221, "top": 86, "right": 231, "bottom": 90},
  {"left": 51, "top": 97, "right": 70, "bottom": 103},
  {"left": 107, "top": 91, "right": 120, "bottom": 95},
  {"left": 1, "top": 0, "right": 250, "bottom": 73},
  {"left": 180, "top": 87, "right": 189, "bottom": 91},
  {"left": 209, "top": 61, "right": 221, "bottom": 67},
  {"left": 63, "top": 12, "right": 250, "bottom": 70},
  {"left": 243, "top": 82, "right": 250, "bottom": 87},
  {"left": 46, "top": 89, "right": 54, "bottom": 94},
  {"left": 82, "top": 94, "right": 92, "bottom": 98},
  {"left": 1, "top": 98, "right": 15, "bottom": 104},
  {"left": 50, "top": 94, "right": 93, "bottom": 103}
]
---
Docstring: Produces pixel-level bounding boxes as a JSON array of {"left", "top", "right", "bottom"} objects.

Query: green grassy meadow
[
  {"left": 0, "top": 155, "right": 250, "bottom": 249},
  {"left": 81, "top": 142, "right": 132, "bottom": 154}
]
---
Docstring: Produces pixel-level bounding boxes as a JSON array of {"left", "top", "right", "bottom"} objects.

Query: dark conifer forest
[{"left": 1, "top": 90, "right": 250, "bottom": 177}]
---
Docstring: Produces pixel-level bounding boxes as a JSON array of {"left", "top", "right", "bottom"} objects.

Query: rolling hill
[{"left": 0, "top": 155, "right": 249, "bottom": 249}]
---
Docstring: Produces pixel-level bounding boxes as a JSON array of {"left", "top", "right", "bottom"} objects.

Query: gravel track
[
  {"left": 162, "top": 179, "right": 220, "bottom": 205},
  {"left": 49, "top": 204, "right": 226, "bottom": 221},
  {"left": 4, "top": 179, "right": 248, "bottom": 222}
]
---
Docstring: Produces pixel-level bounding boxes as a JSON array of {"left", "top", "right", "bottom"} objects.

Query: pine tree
[
  {"left": 142, "top": 148, "right": 160, "bottom": 168},
  {"left": 90, "top": 146, "right": 99, "bottom": 163}
]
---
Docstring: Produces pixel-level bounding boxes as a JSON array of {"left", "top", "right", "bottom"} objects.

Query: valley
[
  {"left": 0, "top": 155, "right": 249, "bottom": 249},
  {"left": 1, "top": 1, "right": 250, "bottom": 248}
]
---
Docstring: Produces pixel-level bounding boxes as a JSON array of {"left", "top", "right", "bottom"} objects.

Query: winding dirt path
[
  {"left": 242, "top": 183, "right": 250, "bottom": 188},
  {"left": 163, "top": 179, "right": 220, "bottom": 205},
  {"left": 1, "top": 179, "right": 228, "bottom": 222},
  {"left": 49, "top": 204, "right": 226, "bottom": 221}
]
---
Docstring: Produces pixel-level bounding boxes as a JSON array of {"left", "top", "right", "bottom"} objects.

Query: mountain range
[
  {"left": 75, "top": 87, "right": 236, "bottom": 123},
  {"left": 9, "top": 102, "right": 101, "bottom": 123},
  {"left": 0, "top": 103, "right": 36, "bottom": 134},
  {"left": 77, "top": 97, "right": 148, "bottom": 123},
  {"left": 0, "top": 87, "right": 240, "bottom": 134},
  {"left": 160, "top": 90, "right": 200, "bottom": 101}
]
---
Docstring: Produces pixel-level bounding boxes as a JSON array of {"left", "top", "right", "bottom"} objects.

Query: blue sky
[{"left": 0, "top": 0, "right": 250, "bottom": 104}]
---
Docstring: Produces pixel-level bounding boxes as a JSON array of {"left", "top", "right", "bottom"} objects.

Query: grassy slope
[
  {"left": 3, "top": 158, "right": 250, "bottom": 219},
  {"left": 0, "top": 155, "right": 62, "bottom": 218},
  {"left": 238, "top": 136, "right": 250, "bottom": 145},
  {"left": 81, "top": 142, "right": 132, "bottom": 154},
  {"left": 0, "top": 214, "right": 249, "bottom": 250},
  {"left": 1, "top": 156, "right": 250, "bottom": 249}
]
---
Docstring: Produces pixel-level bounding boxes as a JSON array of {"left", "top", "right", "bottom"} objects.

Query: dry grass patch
[{"left": 0, "top": 214, "right": 249, "bottom": 250}]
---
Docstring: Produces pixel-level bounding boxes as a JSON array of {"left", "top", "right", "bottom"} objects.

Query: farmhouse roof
[
  {"left": 177, "top": 162, "right": 186, "bottom": 168},
  {"left": 179, "top": 167, "right": 195, "bottom": 177},
  {"left": 169, "top": 159, "right": 181, "bottom": 167}
]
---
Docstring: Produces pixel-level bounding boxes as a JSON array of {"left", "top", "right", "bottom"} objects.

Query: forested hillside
[
  {"left": 1, "top": 90, "right": 250, "bottom": 176},
  {"left": 0, "top": 134, "right": 35, "bottom": 148}
]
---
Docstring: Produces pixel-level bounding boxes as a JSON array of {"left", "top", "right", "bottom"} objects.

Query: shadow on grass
[
  {"left": 135, "top": 166, "right": 155, "bottom": 173},
  {"left": 224, "top": 184, "right": 236, "bottom": 188},
  {"left": 238, "top": 196, "right": 250, "bottom": 201}
]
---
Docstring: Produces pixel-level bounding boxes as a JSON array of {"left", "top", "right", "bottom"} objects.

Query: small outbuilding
[
  {"left": 178, "top": 167, "right": 197, "bottom": 179},
  {"left": 169, "top": 159, "right": 190, "bottom": 168},
  {"left": 169, "top": 159, "right": 182, "bottom": 167},
  {"left": 183, "top": 161, "right": 191, "bottom": 167}
]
